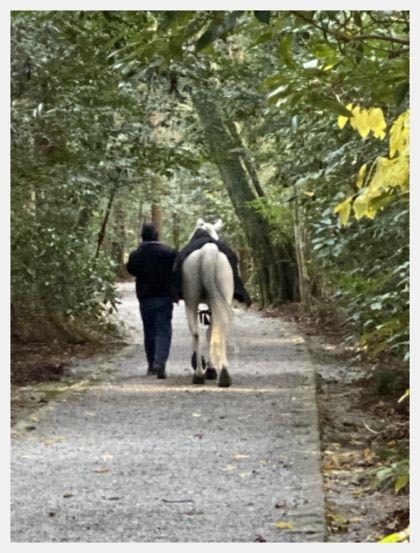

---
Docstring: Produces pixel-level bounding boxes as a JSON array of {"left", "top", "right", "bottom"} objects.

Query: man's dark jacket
[{"left": 126, "top": 241, "right": 177, "bottom": 301}]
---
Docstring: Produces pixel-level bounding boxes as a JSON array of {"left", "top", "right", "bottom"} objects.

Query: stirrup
[{"left": 198, "top": 308, "right": 211, "bottom": 326}]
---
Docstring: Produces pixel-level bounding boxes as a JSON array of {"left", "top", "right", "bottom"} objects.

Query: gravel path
[{"left": 11, "top": 283, "right": 326, "bottom": 542}]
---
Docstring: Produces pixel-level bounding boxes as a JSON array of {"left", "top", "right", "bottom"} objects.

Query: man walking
[{"left": 126, "top": 223, "right": 177, "bottom": 379}]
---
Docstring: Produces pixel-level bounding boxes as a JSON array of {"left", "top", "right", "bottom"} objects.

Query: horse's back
[{"left": 182, "top": 243, "right": 234, "bottom": 304}]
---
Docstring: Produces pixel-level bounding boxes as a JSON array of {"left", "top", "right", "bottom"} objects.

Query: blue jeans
[{"left": 139, "top": 296, "right": 173, "bottom": 367}]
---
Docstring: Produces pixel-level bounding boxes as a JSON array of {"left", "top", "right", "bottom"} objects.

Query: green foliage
[
  {"left": 11, "top": 10, "right": 409, "bottom": 363},
  {"left": 372, "top": 459, "right": 409, "bottom": 494},
  {"left": 11, "top": 11, "right": 138, "bottom": 334}
]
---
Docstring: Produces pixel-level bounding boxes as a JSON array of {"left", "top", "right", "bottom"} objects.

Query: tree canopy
[{"left": 11, "top": 10, "right": 409, "bottom": 365}]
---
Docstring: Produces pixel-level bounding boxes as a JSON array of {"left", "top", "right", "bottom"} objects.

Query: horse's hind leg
[
  {"left": 217, "top": 332, "right": 232, "bottom": 388},
  {"left": 214, "top": 253, "right": 234, "bottom": 388},
  {"left": 185, "top": 305, "right": 205, "bottom": 384},
  {"left": 204, "top": 324, "right": 217, "bottom": 380}
]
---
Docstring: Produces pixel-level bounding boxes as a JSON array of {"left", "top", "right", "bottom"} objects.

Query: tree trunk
[
  {"left": 150, "top": 175, "right": 163, "bottom": 238},
  {"left": 95, "top": 179, "right": 118, "bottom": 259},
  {"left": 238, "top": 247, "right": 250, "bottom": 285},
  {"left": 191, "top": 88, "right": 297, "bottom": 305},
  {"left": 293, "top": 192, "right": 312, "bottom": 312},
  {"left": 225, "top": 119, "right": 265, "bottom": 198},
  {"left": 151, "top": 202, "right": 162, "bottom": 236},
  {"left": 172, "top": 211, "right": 181, "bottom": 250},
  {"left": 111, "top": 198, "right": 126, "bottom": 278}
]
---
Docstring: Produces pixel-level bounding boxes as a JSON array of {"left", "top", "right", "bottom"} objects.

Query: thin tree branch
[{"left": 291, "top": 11, "right": 409, "bottom": 46}]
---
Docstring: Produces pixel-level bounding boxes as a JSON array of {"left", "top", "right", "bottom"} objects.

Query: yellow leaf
[
  {"left": 349, "top": 105, "right": 360, "bottom": 130},
  {"left": 337, "top": 103, "right": 353, "bottom": 129},
  {"left": 354, "top": 107, "right": 370, "bottom": 138},
  {"left": 389, "top": 110, "right": 409, "bottom": 158},
  {"left": 353, "top": 193, "right": 369, "bottom": 220},
  {"left": 337, "top": 114, "right": 348, "bottom": 129},
  {"left": 334, "top": 197, "right": 352, "bottom": 225},
  {"left": 379, "top": 527, "right": 410, "bottom": 543},
  {"left": 273, "top": 521, "right": 295, "bottom": 529},
  {"left": 367, "top": 107, "right": 387, "bottom": 139},
  {"left": 356, "top": 163, "right": 367, "bottom": 188}
]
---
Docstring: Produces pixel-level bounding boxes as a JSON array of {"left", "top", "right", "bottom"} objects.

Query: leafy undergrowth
[{"left": 265, "top": 303, "right": 409, "bottom": 542}]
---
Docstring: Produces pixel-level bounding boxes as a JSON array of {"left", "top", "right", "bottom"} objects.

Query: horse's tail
[{"left": 200, "top": 244, "right": 233, "bottom": 368}]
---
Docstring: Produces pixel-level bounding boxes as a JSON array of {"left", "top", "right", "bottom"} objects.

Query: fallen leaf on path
[
  {"left": 101, "top": 453, "right": 113, "bottom": 461},
  {"left": 43, "top": 436, "right": 65, "bottom": 446},
  {"left": 233, "top": 454, "right": 250, "bottom": 460},
  {"left": 63, "top": 492, "right": 73, "bottom": 498},
  {"left": 192, "top": 413, "right": 201, "bottom": 417},
  {"left": 328, "top": 513, "right": 349, "bottom": 531},
  {"left": 222, "top": 464, "right": 236, "bottom": 472},
  {"left": 94, "top": 467, "right": 111, "bottom": 474},
  {"left": 363, "top": 448, "right": 376, "bottom": 461},
  {"left": 273, "top": 521, "right": 295, "bottom": 529},
  {"left": 239, "top": 472, "right": 251, "bottom": 478}
]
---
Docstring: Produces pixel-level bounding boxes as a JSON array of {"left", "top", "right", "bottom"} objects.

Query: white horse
[{"left": 182, "top": 218, "right": 234, "bottom": 387}]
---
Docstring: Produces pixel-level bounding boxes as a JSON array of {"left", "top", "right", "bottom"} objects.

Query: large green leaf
[
  {"left": 253, "top": 11, "right": 271, "bottom": 25},
  {"left": 307, "top": 94, "right": 354, "bottom": 117},
  {"left": 195, "top": 11, "right": 243, "bottom": 51}
]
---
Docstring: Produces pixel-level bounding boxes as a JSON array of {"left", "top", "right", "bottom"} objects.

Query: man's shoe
[
  {"left": 154, "top": 363, "right": 166, "bottom": 379},
  {"left": 146, "top": 366, "right": 157, "bottom": 376}
]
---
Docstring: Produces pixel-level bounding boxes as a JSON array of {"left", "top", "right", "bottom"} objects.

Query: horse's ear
[
  {"left": 214, "top": 219, "right": 223, "bottom": 231},
  {"left": 196, "top": 218, "right": 205, "bottom": 227}
]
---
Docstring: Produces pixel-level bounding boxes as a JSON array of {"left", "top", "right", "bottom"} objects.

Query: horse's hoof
[
  {"left": 218, "top": 367, "right": 232, "bottom": 388},
  {"left": 205, "top": 367, "right": 217, "bottom": 380},
  {"left": 192, "top": 373, "right": 205, "bottom": 385}
]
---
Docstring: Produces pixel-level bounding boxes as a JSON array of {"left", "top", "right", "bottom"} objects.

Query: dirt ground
[
  {"left": 11, "top": 286, "right": 409, "bottom": 542},
  {"left": 267, "top": 304, "right": 409, "bottom": 542}
]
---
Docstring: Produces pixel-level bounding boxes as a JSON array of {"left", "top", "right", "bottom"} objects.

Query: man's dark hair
[{"left": 141, "top": 223, "right": 159, "bottom": 241}]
